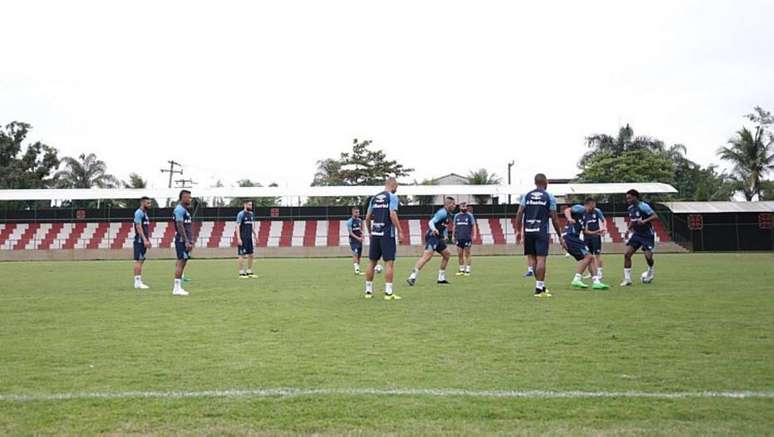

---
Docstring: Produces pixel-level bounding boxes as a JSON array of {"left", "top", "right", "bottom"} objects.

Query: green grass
[{"left": 1, "top": 253, "right": 773, "bottom": 435}]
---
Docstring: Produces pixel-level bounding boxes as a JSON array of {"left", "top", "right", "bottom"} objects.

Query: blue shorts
[
  {"left": 424, "top": 233, "right": 448, "bottom": 253},
  {"left": 369, "top": 236, "right": 396, "bottom": 262},
  {"left": 456, "top": 239, "right": 472, "bottom": 249},
  {"left": 175, "top": 241, "right": 191, "bottom": 261},
  {"left": 584, "top": 237, "right": 602, "bottom": 255},
  {"left": 238, "top": 240, "right": 254, "bottom": 256},
  {"left": 565, "top": 236, "right": 590, "bottom": 261},
  {"left": 523, "top": 232, "right": 549, "bottom": 257},
  {"left": 133, "top": 240, "right": 147, "bottom": 261},
  {"left": 627, "top": 233, "right": 655, "bottom": 252},
  {"left": 349, "top": 240, "right": 363, "bottom": 257}
]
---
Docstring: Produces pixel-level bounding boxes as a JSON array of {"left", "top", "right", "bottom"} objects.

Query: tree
[
  {"left": 120, "top": 173, "right": 159, "bottom": 208},
  {"left": 466, "top": 168, "right": 501, "bottom": 205},
  {"left": 228, "top": 179, "right": 281, "bottom": 207},
  {"left": 0, "top": 122, "right": 60, "bottom": 209},
  {"left": 578, "top": 148, "right": 675, "bottom": 184},
  {"left": 55, "top": 153, "right": 119, "bottom": 189},
  {"left": 307, "top": 138, "right": 413, "bottom": 206},
  {"left": 717, "top": 107, "right": 774, "bottom": 201}
]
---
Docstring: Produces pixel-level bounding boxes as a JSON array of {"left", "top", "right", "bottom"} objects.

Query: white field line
[{"left": 1, "top": 387, "right": 773, "bottom": 402}]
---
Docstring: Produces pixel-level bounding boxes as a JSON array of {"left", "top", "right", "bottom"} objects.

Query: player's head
[
  {"left": 385, "top": 176, "right": 398, "bottom": 193},
  {"left": 459, "top": 201, "right": 468, "bottom": 212},
  {"left": 466, "top": 204, "right": 473, "bottom": 213},
  {"left": 584, "top": 196, "right": 596, "bottom": 212},
  {"left": 179, "top": 189, "right": 192, "bottom": 206},
  {"left": 444, "top": 196, "right": 456, "bottom": 212},
  {"left": 534, "top": 173, "right": 548, "bottom": 189},
  {"left": 626, "top": 189, "right": 640, "bottom": 205},
  {"left": 243, "top": 200, "right": 253, "bottom": 211},
  {"left": 352, "top": 207, "right": 360, "bottom": 218},
  {"left": 139, "top": 196, "right": 151, "bottom": 210}
]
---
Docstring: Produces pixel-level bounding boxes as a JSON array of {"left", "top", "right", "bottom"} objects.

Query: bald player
[{"left": 363, "top": 177, "right": 402, "bottom": 300}]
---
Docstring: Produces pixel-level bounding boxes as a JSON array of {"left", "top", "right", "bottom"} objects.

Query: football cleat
[
  {"left": 641, "top": 272, "right": 654, "bottom": 284},
  {"left": 364, "top": 293, "right": 373, "bottom": 299},
  {"left": 455, "top": 271, "right": 465, "bottom": 276},
  {"left": 464, "top": 272, "right": 471, "bottom": 277},
  {"left": 384, "top": 294, "right": 402, "bottom": 300},
  {"left": 134, "top": 283, "right": 150, "bottom": 289},
  {"left": 620, "top": 279, "right": 633, "bottom": 287},
  {"left": 592, "top": 282, "right": 610, "bottom": 290},
  {"left": 571, "top": 279, "right": 589, "bottom": 289},
  {"left": 406, "top": 278, "right": 416, "bottom": 286},
  {"left": 534, "top": 288, "right": 552, "bottom": 297},
  {"left": 437, "top": 280, "right": 450, "bottom": 284},
  {"left": 239, "top": 275, "right": 250, "bottom": 279},
  {"left": 172, "top": 289, "right": 189, "bottom": 296},
  {"left": 523, "top": 270, "right": 534, "bottom": 277}
]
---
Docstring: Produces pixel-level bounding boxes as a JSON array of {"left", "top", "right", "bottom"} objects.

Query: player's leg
[
  {"left": 247, "top": 253, "right": 255, "bottom": 278},
  {"left": 535, "top": 255, "right": 547, "bottom": 289},
  {"left": 237, "top": 254, "right": 245, "bottom": 277},
  {"left": 456, "top": 245, "right": 465, "bottom": 276},
  {"left": 133, "top": 242, "right": 149, "bottom": 289},
  {"left": 382, "top": 238, "right": 400, "bottom": 299},
  {"left": 407, "top": 250, "right": 434, "bottom": 285},
  {"left": 364, "top": 238, "right": 380, "bottom": 297},
  {"left": 621, "top": 243, "right": 637, "bottom": 286},
  {"left": 571, "top": 252, "right": 592, "bottom": 288},
  {"left": 642, "top": 249, "right": 655, "bottom": 282},
  {"left": 464, "top": 246, "right": 472, "bottom": 275},
  {"left": 524, "top": 255, "right": 535, "bottom": 277},
  {"left": 437, "top": 247, "right": 451, "bottom": 284},
  {"left": 173, "top": 242, "right": 190, "bottom": 295}
]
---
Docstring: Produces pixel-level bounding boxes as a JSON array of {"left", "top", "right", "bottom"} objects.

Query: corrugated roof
[{"left": 663, "top": 201, "right": 774, "bottom": 214}]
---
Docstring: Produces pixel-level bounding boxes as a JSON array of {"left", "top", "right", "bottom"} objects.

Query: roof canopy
[
  {"left": 662, "top": 201, "right": 774, "bottom": 214},
  {"left": 0, "top": 183, "right": 678, "bottom": 201}
]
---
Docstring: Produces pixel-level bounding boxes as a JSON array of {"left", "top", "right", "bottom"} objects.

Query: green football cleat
[
  {"left": 384, "top": 294, "right": 402, "bottom": 300},
  {"left": 571, "top": 279, "right": 589, "bottom": 289},
  {"left": 592, "top": 282, "right": 609, "bottom": 290},
  {"left": 364, "top": 293, "right": 373, "bottom": 299},
  {"left": 455, "top": 271, "right": 465, "bottom": 276}
]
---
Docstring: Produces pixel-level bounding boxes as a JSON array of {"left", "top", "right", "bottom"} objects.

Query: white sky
[{"left": 1, "top": 0, "right": 772, "bottom": 190}]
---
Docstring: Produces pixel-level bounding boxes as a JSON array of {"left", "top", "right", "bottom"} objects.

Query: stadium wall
[
  {"left": 0, "top": 204, "right": 690, "bottom": 260},
  {"left": 671, "top": 212, "right": 773, "bottom": 251}
]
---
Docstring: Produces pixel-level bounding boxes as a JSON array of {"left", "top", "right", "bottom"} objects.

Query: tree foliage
[
  {"left": 717, "top": 107, "right": 774, "bottom": 201},
  {"left": 228, "top": 179, "right": 281, "bottom": 207},
  {"left": 466, "top": 168, "right": 501, "bottom": 205},
  {"left": 0, "top": 122, "right": 60, "bottom": 209},
  {"left": 55, "top": 153, "right": 119, "bottom": 189}
]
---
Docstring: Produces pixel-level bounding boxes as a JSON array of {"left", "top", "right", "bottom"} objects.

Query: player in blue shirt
[
  {"left": 407, "top": 196, "right": 457, "bottom": 286},
  {"left": 172, "top": 190, "right": 194, "bottom": 296},
  {"left": 345, "top": 207, "right": 366, "bottom": 275},
  {"left": 452, "top": 202, "right": 479, "bottom": 277},
  {"left": 132, "top": 196, "right": 152, "bottom": 289},
  {"left": 563, "top": 203, "right": 609, "bottom": 289},
  {"left": 236, "top": 200, "right": 258, "bottom": 279},
  {"left": 622, "top": 189, "right": 657, "bottom": 286},
  {"left": 581, "top": 197, "right": 606, "bottom": 280},
  {"left": 363, "top": 177, "right": 402, "bottom": 300},
  {"left": 515, "top": 173, "right": 566, "bottom": 297}
]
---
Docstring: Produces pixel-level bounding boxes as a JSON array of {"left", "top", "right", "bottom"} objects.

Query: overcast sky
[{"left": 1, "top": 0, "right": 772, "bottom": 190}]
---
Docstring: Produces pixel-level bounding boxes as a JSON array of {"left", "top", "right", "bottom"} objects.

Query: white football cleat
[
  {"left": 134, "top": 283, "right": 150, "bottom": 289},
  {"left": 641, "top": 272, "right": 654, "bottom": 284},
  {"left": 620, "top": 279, "right": 632, "bottom": 287},
  {"left": 172, "top": 289, "right": 190, "bottom": 296}
]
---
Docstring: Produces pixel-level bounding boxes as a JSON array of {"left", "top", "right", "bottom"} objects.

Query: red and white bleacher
[{"left": 0, "top": 217, "right": 671, "bottom": 251}]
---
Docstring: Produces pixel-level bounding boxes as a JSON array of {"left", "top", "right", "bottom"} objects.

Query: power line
[{"left": 160, "top": 160, "right": 183, "bottom": 189}]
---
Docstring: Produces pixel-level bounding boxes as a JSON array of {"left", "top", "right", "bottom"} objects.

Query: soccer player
[
  {"left": 407, "top": 196, "right": 457, "bottom": 286},
  {"left": 172, "top": 190, "right": 194, "bottom": 296},
  {"left": 581, "top": 197, "right": 606, "bottom": 279},
  {"left": 236, "top": 200, "right": 258, "bottom": 279},
  {"left": 363, "top": 177, "right": 402, "bottom": 300},
  {"left": 621, "top": 189, "right": 657, "bottom": 286},
  {"left": 345, "top": 207, "right": 365, "bottom": 275},
  {"left": 514, "top": 173, "right": 566, "bottom": 297},
  {"left": 453, "top": 202, "right": 479, "bottom": 276},
  {"left": 563, "top": 204, "right": 609, "bottom": 289},
  {"left": 523, "top": 256, "right": 535, "bottom": 277},
  {"left": 132, "top": 196, "right": 152, "bottom": 289}
]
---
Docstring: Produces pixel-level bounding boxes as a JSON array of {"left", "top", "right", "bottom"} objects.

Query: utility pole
[
  {"left": 507, "top": 160, "right": 515, "bottom": 204},
  {"left": 161, "top": 160, "right": 183, "bottom": 206},
  {"left": 174, "top": 178, "right": 196, "bottom": 189}
]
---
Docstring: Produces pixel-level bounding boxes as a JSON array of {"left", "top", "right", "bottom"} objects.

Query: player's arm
[
  {"left": 134, "top": 211, "right": 150, "bottom": 248},
  {"left": 563, "top": 206, "right": 575, "bottom": 223},
  {"left": 388, "top": 194, "right": 401, "bottom": 242},
  {"left": 235, "top": 214, "right": 243, "bottom": 246},
  {"left": 175, "top": 213, "right": 190, "bottom": 247},
  {"left": 550, "top": 210, "right": 567, "bottom": 250},
  {"left": 253, "top": 221, "right": 259, "bottom": 244},
  {"left": 514, "top": 204, "right": 525, "bottom": 242},
  {"left": 364, "top": 201, "right": 373, "bottom": 234},
  {"left": 472, "top": 214, "right": 480, "bottom": 240},
  {"left": 597, "top": 209, "right": 607, "bottom": 235}
]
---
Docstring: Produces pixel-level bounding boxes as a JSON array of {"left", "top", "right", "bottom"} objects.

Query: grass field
[{"left": 1, "top": 253, "right": 773, "bottom": 435}]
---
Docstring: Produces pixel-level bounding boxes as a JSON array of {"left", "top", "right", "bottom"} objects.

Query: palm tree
[
  {"left": 55, "top": 153, "right": 119, "bottom": 189},
  {"left": 123, "top": 173, "right": 147, "bottom": 189},
  {"left": 466, "top": 169, "right": 501, "bottom": 205},
  {"left": 717, "top": 127, "right": 774, "bottom": 201}
]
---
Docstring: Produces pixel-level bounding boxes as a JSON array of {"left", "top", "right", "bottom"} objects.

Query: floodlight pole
[{"left": 507, "top": 161, "right": 515, "bottom": 204}]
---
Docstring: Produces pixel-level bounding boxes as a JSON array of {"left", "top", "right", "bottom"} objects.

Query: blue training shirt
[
  {"left": 563, "top": 204, "right": 586, "bottom": 239},
  {"left": 133, "top": 208, "right": 150, "bottom": 243},
  {"left": 367, "top": 191, "right": 399, "bottom": 238},
  {"left": 173, "top": 204, "right": 193, "bottom": 243},
  {"left": 520, "top": 189, "right": 558, "bottom": 235},
  {"left": 427, "top": 208, "right": 451, "bottom": 238},
  {"left": 582, "top": 207, "right": 605, "bottom": 239},
  {"left": 345, "top": 217, "right": 363, "bottom": 243},
  {"left": 236, "top": 210, "right": 254, "bottom": 242},
  {"left": 453, "top": 211, "right": 476, "bottom": 241},
  {"left": 628, "top": 201, "right": 655, "bottom": 236}
]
